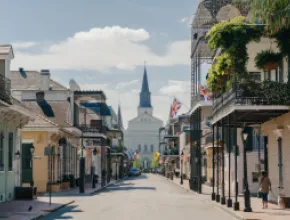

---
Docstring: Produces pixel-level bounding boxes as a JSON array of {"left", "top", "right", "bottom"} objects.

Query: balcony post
[
  {"left": 221, "top": 118, "right": 226, "bottom": 205},
  {"left": 216, "top": 123, "right": 220, "bottom": 202},
  {"left": 233, "top": 112, "right": 239, "bottom": 211},
  {"left": 227, "top": 114, "right": 232, "bottom": 207},
  {"left": 211, "top": 123, "right": 216, "bottom": 200}
]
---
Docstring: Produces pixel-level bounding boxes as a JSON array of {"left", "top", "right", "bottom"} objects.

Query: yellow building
[{"left": 21, "top": 98, "right": 81, "bottom": 193}]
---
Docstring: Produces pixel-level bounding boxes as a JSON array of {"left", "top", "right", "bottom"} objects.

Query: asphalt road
[{"left": 43, "top": 174, "right": 234, "bottom": 220}]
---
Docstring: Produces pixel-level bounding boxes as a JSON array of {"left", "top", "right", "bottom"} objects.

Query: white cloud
[
  {"left": 159, "top": 80, "right": 190, "bottom": 96},
  {"left": 79, "top": 80, "right": 190, "bottom": 129},
  {"left": 116, "top": 80, "right": 139, "bottom": 90},
  {"left": 13, "top": 42, "right": 39, "bottom": 49},
  {"left": 180, "top": 17, "right": 188, "bottom": 23},
  {"left": 11, "top": 26, "right": 190, "bottom": 71}
]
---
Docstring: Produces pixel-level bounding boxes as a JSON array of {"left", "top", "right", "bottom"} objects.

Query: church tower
[
  {"left": 117, "top": 102, "right": 124, "bottom": 131},
  {"left": 138, "top": 65, "right": 153, "bottom": 116}
]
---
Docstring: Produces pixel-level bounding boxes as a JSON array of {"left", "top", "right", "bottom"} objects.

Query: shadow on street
[{"left": 42, "top": 205, "right": 83, "bottom": 219}]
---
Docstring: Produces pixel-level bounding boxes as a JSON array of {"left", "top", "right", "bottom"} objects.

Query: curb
[
  {"left": 31, "top": 200, "right": 75, "bottom": 220},
  {"left": 31, "top": 179, "right": 124, "bottom": 219},
  {"left": 155, "top": 174, "right": 241, "bottom": 220},
  {"left": 213, "top": 203, "right": 244, "bottom": 220}
]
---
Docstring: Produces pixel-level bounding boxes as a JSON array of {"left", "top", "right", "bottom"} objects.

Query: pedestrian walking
[{"left": 258, "top": 171, "right": 271, "bottom": 209}]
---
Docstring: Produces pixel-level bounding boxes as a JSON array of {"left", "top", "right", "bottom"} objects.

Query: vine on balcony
[
  {"left": 206, "top": 16, "right": 263, "bottom": 92},
  {"left": 238, "top": 80, "right": 290, "bottom": 105}
]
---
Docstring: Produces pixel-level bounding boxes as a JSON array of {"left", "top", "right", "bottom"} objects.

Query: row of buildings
[
  {"left": 159, "top": 0, "right": 290, "bottom": 209},
  {"left": 0, "top": 44, "right": 128, "bottom": 202}
]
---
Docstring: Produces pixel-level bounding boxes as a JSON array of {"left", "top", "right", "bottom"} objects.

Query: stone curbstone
[{"left": 155, "top": 174, "right": 241, "bottom": 220}]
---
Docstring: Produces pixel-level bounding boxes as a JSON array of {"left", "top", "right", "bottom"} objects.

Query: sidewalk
[
  {"left": 168, "top": 176, "right": 290, "bottom": 220},
  {"left": 0, "top": 180, "right": 118, "bottom": 220}
]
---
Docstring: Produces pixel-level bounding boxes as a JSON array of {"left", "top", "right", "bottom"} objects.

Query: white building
[{"left": 124, "top": 66, "right": 163, "bottom": 168}]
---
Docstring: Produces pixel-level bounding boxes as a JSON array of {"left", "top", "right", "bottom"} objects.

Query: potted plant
[
  {"left": 48, "top": 181, "right": 61, "bottom": 192},
  {"left": 255, "top": 49, "right": 281, "bottom": 70},
  {"left": 61, "top": 175, "right": 70, "bottom": 190},
  {"left": 69, "top": 174, "right": 76, "bottom": 188}
]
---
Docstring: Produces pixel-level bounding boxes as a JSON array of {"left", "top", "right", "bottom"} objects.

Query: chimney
[
  {"left": 69, "top": 79, "right": 81, "bottom": 91},
  {"left": 40, "top": 69, "right": 50, "bottom": 90},
  {"left": 36, "top": 91, "right": 45, "bottom": 101}
]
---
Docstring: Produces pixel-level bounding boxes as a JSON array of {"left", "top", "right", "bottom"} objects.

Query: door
[{"left": 21, "top": 143, "right": 33, "bottom": 183}]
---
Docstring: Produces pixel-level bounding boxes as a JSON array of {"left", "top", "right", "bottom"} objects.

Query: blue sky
[{"left": 1, "top": 0, "right": 198, "bottom": 127}]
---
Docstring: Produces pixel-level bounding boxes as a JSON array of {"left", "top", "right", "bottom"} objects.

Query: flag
[
  {"left": 154, "top": 151, "right": 160, "bottom": 161},
  {"left": 171, "top": 98, "right": 182, "bottom": 117},
  {"left": 200, "top": 84, "right": 211, "bottom": 101}
]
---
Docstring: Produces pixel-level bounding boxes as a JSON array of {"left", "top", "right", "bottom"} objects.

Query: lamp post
[
  {"left": 180, "top": 151, "right": 184, "bottom": 185},
  {"left": 92, "top": 148, "right": 97, "bottom": 188},
  {"left": 274, "top": 127, "right": 284, "bottom": 198},
  {"left": 79, "top": 136, "right": 85, "bottom": 193},
  {"left": 115, "top": 157, "right": 119, "bottom": 180},
  {"left": 15, "top": 150, "right": 21, "bottom": 186},
  {"left": 30, "top": 145, "right": 35, "bottom": 187},
  {"left": 241, "top": 127, "right": 252, "bottom": 212}
]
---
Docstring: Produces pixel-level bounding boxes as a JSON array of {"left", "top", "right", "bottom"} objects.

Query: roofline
[{"left": 10, "top": 70, "right": 69, "bottom": 90}]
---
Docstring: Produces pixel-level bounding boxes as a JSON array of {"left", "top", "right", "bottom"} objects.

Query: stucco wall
[
  {"left": 0, "top": 123, "right": 18, "bottom": 202},
  {"left": 262, "top": 112, "right": 290, "bottom": 202},
  {"left": 22, "top": 131, "right": 50, "bottom": 192}
]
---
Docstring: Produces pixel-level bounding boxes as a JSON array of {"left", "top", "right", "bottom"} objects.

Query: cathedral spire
[
  {"left": 139, "top": 63, "right": 152, "bottom": 107},
  {"left": 118, "top": 101, "right": 124, "bottom": 131}
]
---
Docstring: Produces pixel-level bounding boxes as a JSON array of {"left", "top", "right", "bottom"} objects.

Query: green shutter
[
  {"left": 8, "top": 133, "right": 13, "bottom": 171},
  {"left": 279, "top": 59, "right": 284, "bottom": 83},
  {"left": 21, "top": 143, "right": 33, "bottom": 183},
  {"left": 245, "top": 128, "right": 253, "bottom": 152},
  {"left": 0, "top": 132, "right": 3, "bottom": 171}
]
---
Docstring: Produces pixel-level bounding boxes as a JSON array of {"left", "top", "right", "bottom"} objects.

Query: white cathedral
[{"left": 124, "top": 66, "right": 163, "bottom": 168}]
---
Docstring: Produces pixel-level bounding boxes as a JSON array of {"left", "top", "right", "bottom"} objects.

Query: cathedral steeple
[
  {"left": 139, "top": 63, "right": 151, "bottom": 107},
  {"left": 118, "top": 102, "right": 124, "bottom": 131}
]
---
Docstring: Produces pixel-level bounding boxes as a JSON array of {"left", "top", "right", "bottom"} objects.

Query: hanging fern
[{"left": 255, "top": 49, "right": 281, "bottom": 70}]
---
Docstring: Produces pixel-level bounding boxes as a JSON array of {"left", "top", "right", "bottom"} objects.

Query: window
[
  {"left": 48, "top": 147, "right": 56, "bottom": 182},
  {"left": 150, "top": 145, "right": 154, "bottom": 152},
  {"left": 138, "top": 144, "right": 141, "bottom": 153},
  {"left": 144, "top": 145, "right": 148, "bottom": 152},
  {"left": 0, "top": 132, "right": 3, "bottom": 171},
  {"left": 8, "top": 133, "right": 13, "bottom": 171}
]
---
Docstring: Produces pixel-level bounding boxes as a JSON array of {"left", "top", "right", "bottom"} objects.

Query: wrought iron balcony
[
  {"left": 191, "top": 92, "right": 213, "bottom": 109},
  {"left": 0, "top": 74, "right": 12, "bottom": 104},
  {"left": 75, "top": 123, "right": 108, "bottom": 134},
  {"left": 213, "top": 81, "right": 290, "bottom": 116},
  {"left": 163, "top": 146, "right": 179, "bottom": 156}
]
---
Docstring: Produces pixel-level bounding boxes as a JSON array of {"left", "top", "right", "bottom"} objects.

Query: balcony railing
[
  {"left": 0, "top": 74, "right": 12, "bottom": 104},
  {"left": 213, "top": 81, "right": 290, "bottom": 115},
  {"left": 75, "top": 123, "right": 108, "bottom": 134},
  {"left": 191, "top": 93, "right": 213, "bottom": 108},
  {"left": 163, "top": 146, "right": 179, "bottom": 156}
]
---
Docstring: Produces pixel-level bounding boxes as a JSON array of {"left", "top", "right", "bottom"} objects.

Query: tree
[
  {"left": 151, "top": 151, "right": 160, "bottom": 168},
  {"left": 252, "top": 0, "right": 290, "bottom": 32},
  {"left": 133, "top": 159, "right": 142, "bottom": 168},
  {"left": 252, "top": 0, "right": 290, "bottom": 82}
]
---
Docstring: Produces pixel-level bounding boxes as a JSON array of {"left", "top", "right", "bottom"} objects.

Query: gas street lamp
[
  {"left": 242, "top": 127, "right": 252, "bottom": 212},
  {"left": 30, "top": 145, "right": 35, "bottom": 187},
  {"left": 180, "top": 151, "right": 184, "bottom": 185},
  {"left": 115, "top": 157, "right": 119, "bottom": 180}
]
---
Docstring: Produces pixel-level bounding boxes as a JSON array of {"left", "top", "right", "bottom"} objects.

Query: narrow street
[{"left": 43, "top": 174, "right": 234, "bottom": 220}]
